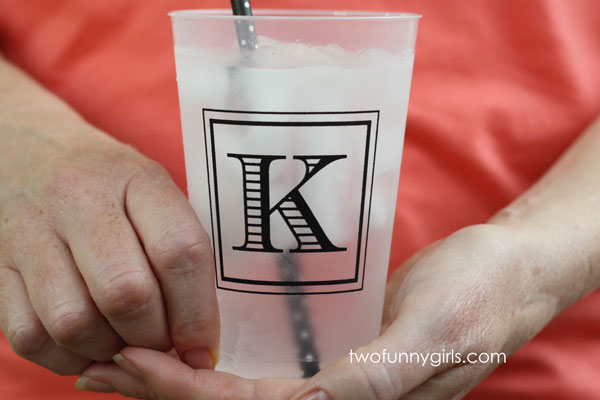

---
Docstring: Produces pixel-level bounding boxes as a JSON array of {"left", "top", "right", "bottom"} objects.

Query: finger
[
  {"left": 290, "top": 312, "right": 451, "bottom": 400},
  {"left": 125, "top": 166, "right": 220, "bottom": 368},
  {"left": 78, "top": 348, "right": 182, "bottom": 398},
  {"left": 401, "top": 364, "right": 487, "bottom": 400},
  {"left": 78, "top": 362, "right": 147, "bottom": 398},
  {"left": 111, "top": 347, "right": 303, "bottom": 400},
  {"left": 0, "top": 266, "right": 91, "bottom": 375},
  {"left": 14, "top": 229, "right": 124, "bottom": 361},
  {"left": 63, "top": 199, "right": 171, "bottom": 350}
]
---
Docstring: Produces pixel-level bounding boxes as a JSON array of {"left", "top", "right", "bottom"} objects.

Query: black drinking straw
[
  {"left": 230, "top": 0, "right": 258, "bottom": 50},
  {"left": 229, "top": 0, "right": 321, "bottom": 378},
  {"left": 278, "top": 254, "right": 321, "bottom": 378}
]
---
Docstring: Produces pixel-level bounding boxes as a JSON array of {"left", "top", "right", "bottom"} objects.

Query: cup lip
[{"left": 168, "top": 9, "right": 422, "bottom": 21}]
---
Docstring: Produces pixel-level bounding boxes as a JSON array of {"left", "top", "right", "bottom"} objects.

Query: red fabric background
[{"left": 0, "top": 0, "right": 599, "bottom": 398}]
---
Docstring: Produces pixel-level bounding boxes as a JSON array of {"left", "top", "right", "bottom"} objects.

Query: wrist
[
  {"left": 453, "top": 223, "right": 564, "bottom": 349},
  {"left": 489, "top": 205, "right": 597, "bottom": 317}
]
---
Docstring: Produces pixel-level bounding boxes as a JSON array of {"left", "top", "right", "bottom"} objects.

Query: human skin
[
  {"left": 79, "top": 117, "right": 600, "bottom": 400},
  {"left": 1, "top": 52, "right": 600, "bottom": 399},
  {"left": 0, "top": 55, "right": 220, "bottom": 374}
]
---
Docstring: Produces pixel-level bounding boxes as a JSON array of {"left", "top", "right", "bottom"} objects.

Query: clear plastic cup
[{"left": 169, "top": 9, "right": 420, "bottom": 379}]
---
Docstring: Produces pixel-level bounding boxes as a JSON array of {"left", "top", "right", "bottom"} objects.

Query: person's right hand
[{"left": 0, "top": 128, "right": 219, "bottom": 375}]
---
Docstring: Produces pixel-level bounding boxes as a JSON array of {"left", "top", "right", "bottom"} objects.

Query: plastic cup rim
[{"left": 168, "top": 9, "right": 422, "bottom": 21}]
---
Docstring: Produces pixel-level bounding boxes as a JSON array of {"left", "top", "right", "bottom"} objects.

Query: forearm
[{"left": 491, "top": 116, "right": 600, "bottom": 313}]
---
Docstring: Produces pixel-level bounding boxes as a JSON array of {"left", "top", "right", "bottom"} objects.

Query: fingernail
[
  {"left": 211, "top": 346, "right": 220, "bottom": 367},
  {"left": 113, "top": 353, "right": 142, "bottom": 379},
  {"left": 74, "top": 377, "right": 116, "bottom": 393},
  {"left": 299, "top": 391, "right": 330, "bottom": 400},
  {"left": 183, "top": 348, "right": 214, "bottom": 369}
]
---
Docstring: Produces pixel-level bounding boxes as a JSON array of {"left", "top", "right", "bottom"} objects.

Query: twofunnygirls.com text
[{"left": 349, "top": 349, "right": 507, "bottom": 368}]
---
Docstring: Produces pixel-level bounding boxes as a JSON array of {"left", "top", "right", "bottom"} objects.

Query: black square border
[{"left": 202, "top": 109, "right": 380, "bottom": 295}]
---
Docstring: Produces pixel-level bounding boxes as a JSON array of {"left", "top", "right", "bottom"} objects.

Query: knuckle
[
  {"left": 128, "top": 159, "right": 170, "bottom": 186},
  {"left": 99, "top": 271, "right": 155, "bottom": 319},
  {"left": 153, "top": 227, "right": 212, "bottom": 271},
  {"left": 45, "top": 155, "right": 135, "bottom": 204},
  {"left": 46, "top": 304, "right": 97, "bottom": 347},
  {"left": 141, "top": 159, "right": 168, "bottom": 176},
  {"left": 8, "top": 319, "right": 48, "bottom": 357}
]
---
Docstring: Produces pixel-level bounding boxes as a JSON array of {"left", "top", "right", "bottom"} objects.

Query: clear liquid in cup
[{"left": 175, "top": 36, "right": 414, "bottom": 378}]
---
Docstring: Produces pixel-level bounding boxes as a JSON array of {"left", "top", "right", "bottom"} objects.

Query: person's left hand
[{"left": 77, "top": 223, "right": 564, "bottom": 399}]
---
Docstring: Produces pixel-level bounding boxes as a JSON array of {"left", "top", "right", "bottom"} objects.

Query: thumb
[
  {"left": 113, "top": 347, "right": 199, "bottom": 399},
  {"left": 289, "top": 318, "right": 445, "bottom": 400}
]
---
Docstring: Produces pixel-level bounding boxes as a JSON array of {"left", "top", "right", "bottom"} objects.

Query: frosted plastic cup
[{"left": 169, "top": 9, "right": 420, "bottom": 379}]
